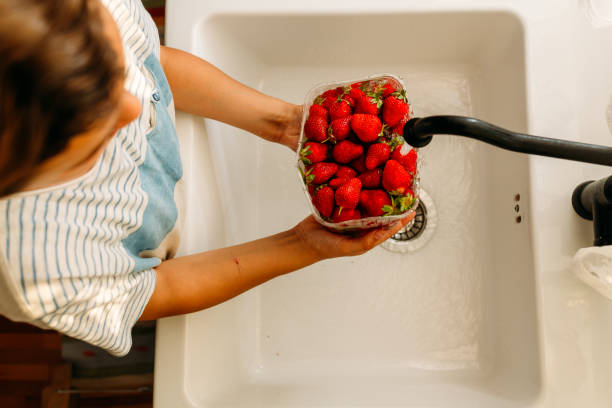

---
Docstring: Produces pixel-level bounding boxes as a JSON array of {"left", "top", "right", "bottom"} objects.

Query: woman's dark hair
[{"left": 0, "top": 0, "right": 122, "bottom": 196}]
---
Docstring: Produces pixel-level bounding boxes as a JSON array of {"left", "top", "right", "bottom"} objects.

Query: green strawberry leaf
[
  {"left": 378, "top": 124, "right": 388, "bottom": 138},
  {"left": 337, "top": 206, "right": 343, "bottom": 216},
  {"left": 392, "top": 90, "right": 408, "bottom": 103},
  {"left": 305, "top": 174, "right": 315, "bottom": 184},
  {"left": 394, "top": 195, "right": 415, "bottom": 212},
  {"left": 314, "top": 96, "right": 325, "bottom": 105},
  {"left": 299, "top": 145, "right": 312, "bottom": 159},
  {"left": 301, "top": 157, "right": 312, "bottom": 165},
  {"left": 382, "top": 204, "right": 394, "bottom": 216},
  {"left": 388, "top": 135, "right": 405, "bottom": 151}
]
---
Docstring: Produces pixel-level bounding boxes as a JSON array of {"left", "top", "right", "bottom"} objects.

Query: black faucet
[{"left": 402, "top": 115, "right": 612, "bottom": 246}]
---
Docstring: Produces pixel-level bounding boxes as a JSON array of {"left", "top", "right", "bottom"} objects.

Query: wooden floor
[{"left": 0, "top": 316, "right": 153, "bottom": 408}]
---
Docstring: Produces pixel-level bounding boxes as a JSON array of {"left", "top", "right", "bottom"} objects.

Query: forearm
[
  {"left": 160, "top": 46, "right": 300, "bottom": 145},
  {"left": 140, "top": 228, "right": 318, "bottom": 320}
]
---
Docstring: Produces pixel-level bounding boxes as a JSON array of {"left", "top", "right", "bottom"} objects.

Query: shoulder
[{"left": 102, "top": 0, "right": 161, "bottom": 60}]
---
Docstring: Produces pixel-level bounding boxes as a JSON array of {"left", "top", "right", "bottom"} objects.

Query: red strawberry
[
  {"left": 329, "top": 99, "right": 352, "bottom": 121},
  {"left": 342, "top": 94, "right": 355, "bottom": 106},
  {"left": 332, "top": 207, "right": 361, "bottom": 223},
  {"left": 336, "top": 165, "right": 357, "bottom": 179},
  {"left": 350, "top": 154, "right": 367, "bottom": 173},
  {"left": 308, "top": 184, "right": 317, "bottom": 197},
  {"left": 365, "top": 143, "right": 391, "bottom": 170},
  {"left": 349, "top": 87, "right": 365, "bottom": 101},
  {"left": 300, "top": 142, "right": 328, "bottom": 165},
  {"left": 309, "top": 104, "right": 328, "bottom": 121},
  {"left": 318, "top": 90, "right": 338, "bottom": 110},
  {"left": 382, "top": 160, "right": 412, "bottom": 194},
  {"left": 304, "top": 115, "right": 328, "bottom": 142},
  {"left": 391, "top": 117, "right": 408, "bottom": 136},
  {"left": 350, "top": 81, "right": 364, "bottom": 89},
  {"left": 379, "top": 82, "right": 396, "bottom": 98},
  {"left": 382, "top": 90, "right": 409, "bottom": 127},
  {"left": 354, "top": 95, "right": 382, "bottom": 115},
  {"left": 329, "top": 177, "right": 350, "bottom": 190},
  {"left": 335, "top": 178, "right": 361, "bottom": 210},
  {"left": 328, "top": 116, "right": 351, "bottom": 141},
  {"left": 358, "top": 168, "right": 382, "bottom": 188},
  {"left": 360, "top": 190, "right": 392, "bottom": 217},
  {"left": 312, "top": 186, "right": 334, "bottom": 218},
  {"left": 351, "top": 114, "right": 383, "bottom": 143},
  {"left": 332, "top": 140, "right": 364, "bottom": 164},
  {"left": 322, "top": 89, "right": 339, "bottom": 98},
  {"left": 390, "top": 143, "right": 417, "bottom": 175},
  {"left": 305, "top": 162, "right": 337, "bottom": 184}
]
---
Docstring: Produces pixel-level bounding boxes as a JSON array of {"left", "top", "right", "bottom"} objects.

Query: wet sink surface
[{"left": 161, "top": 11, "right": 542, "bottom": 407}]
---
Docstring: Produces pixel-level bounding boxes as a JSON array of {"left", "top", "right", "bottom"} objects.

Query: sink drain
[{"left": 382, "top": 189, "right": 437, "bottom": 253}]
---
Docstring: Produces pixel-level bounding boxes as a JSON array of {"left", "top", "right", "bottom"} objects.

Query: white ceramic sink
[{"left": 157, "top": 1, "right": 612, "bottom": 407}]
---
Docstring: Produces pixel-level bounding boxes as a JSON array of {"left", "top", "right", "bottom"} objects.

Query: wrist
[
  {"left": 262, "top": 100, "right": 302, "bottom": 149},
  {"left": 288, "top": 220, "right": 327, "bottom": 264}
]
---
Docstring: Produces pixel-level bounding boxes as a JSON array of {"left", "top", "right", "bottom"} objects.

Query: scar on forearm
[{"left": 232, "top": 255, "right": 241, "bottom": 274}]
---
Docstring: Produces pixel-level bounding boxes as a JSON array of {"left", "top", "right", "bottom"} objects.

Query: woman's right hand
[{"left": 291, "top": 213, "right": 415, "bottom": 261}]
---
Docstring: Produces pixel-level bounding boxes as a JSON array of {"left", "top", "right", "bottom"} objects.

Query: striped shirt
[{"left": 0, "top": 0, "right": 183, "bottom": 356}]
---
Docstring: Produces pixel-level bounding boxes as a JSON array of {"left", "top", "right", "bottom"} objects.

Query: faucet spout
[{"left": 403, "top": 115, "right": 612, "bottom": 166}]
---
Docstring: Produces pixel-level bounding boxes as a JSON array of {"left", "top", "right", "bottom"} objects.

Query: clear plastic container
[{"left": 296, "top": 74, "right": 419, "bottom": 232}]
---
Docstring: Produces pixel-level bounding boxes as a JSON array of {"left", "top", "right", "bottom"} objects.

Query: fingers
[{"left": 359, "top": 211, "right": 416, "bottom": 251}]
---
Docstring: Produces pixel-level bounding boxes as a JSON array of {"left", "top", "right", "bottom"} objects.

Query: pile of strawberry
[{"left": 300, "top": 78, "right": 418, "bottom": 224}]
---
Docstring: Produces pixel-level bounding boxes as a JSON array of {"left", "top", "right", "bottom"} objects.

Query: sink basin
[{"left": 157, "top": 1, "right": 612, "bottom": 407}]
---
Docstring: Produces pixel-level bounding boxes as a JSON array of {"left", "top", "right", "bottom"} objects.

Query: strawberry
[
  {"left": 390, "top": 142, "right": 417, "bottom": 175},
  {"left": 391, "top": 117, "right": 407, "bottom": 136},
  {"left": 350, "top": 154, "right": 367, "bottom": 173},
  {"left": 382, "top": 159, "right": 412, "bottom": 195},
  {"left": 336, "top": 165, "right": 357, "bottom": 179},
  {"left": 328, "top": 116, "right": 351, "bottom": 141},
  {"left": 350, "top": 81, "right": 364, "bottom": 89},
  {"left": 358, "top": 168, "right": 382, "bottom": 188},
  {"left": 308, "top": 184, "right": 317, "bottom": 197},
  {"left": 379, "top": 82, "right": 396, "bottom": 98},
  {"left": 360, "top": 190, "right": 392, "bottom": 217},
  {"left": 312, "top": 186, "right": 334, "bottom": 218},
  {"left": 365, "top": 143, "right": 391, "bottom": 170},
  {"left": 329, "top": 98, "right": 352, "bottom": 121},
  {"left": 335, "top": 178, "right": 361, "bottom": 210},
  {"left": 349, "top": 87, "right": 366, "bottom": 101},
  {"left": 300, "top": 142, "right": 328, "bottom": 165},
  {"left": 317, "top": 89, "right": 338, "bottom": 110},
  {"left": 354, "top": 94, "right": 382, "bottom": 115},
  {"left": 304, "top": 115, "right": 328, "bottom": 142},
  {"left": 322, "top": 89, "right": 339, "bottom": 98},
  {"left": 305, "top": 162, "right": 337, "bottom": 184},
  {"left": 329, "top": 177, "right": 350, "bottom": 190},
  {"left": 309, "top": 104, "right": 328, "bottom": 121},
  {"left": 332, "top": 207, "right": 361, "bottom": 223},
  {"left": 382, "top": 90, "right": 409, "bottom": 127},
  {"left": 351, "top": 114, "right": 383, "bottom": 143},
  {"left": 342, "top": 94, "right": 355, "bottom": 106},
  {"left": 332, "top": 140, "right": 364, "bottom": 164}
]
